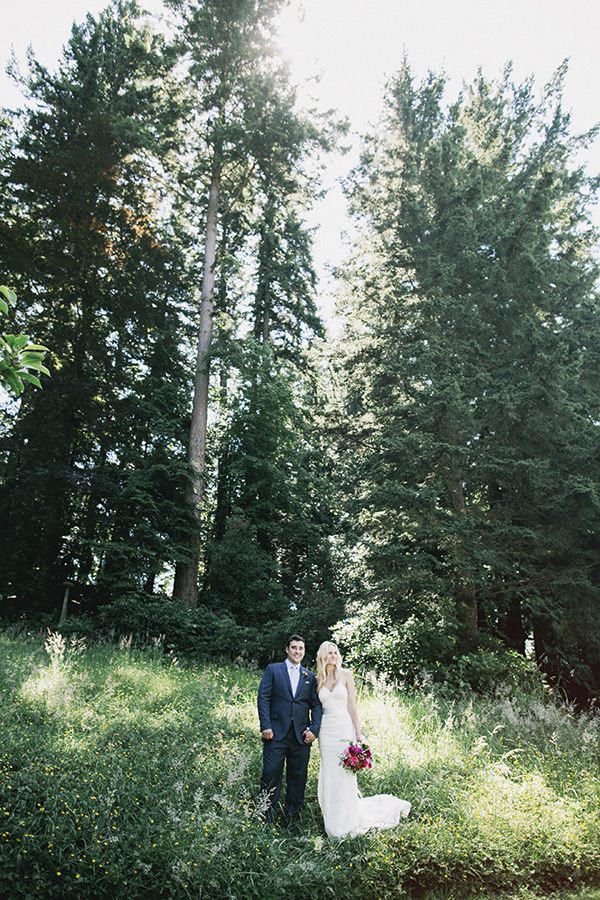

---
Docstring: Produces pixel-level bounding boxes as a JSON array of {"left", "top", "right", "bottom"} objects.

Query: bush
[
  {"left": 94, "top": 593, "right": 253, "bottom": 658},
  {"left": 443, "top": 639, "right": 545, "bottom": 696},
  {"left": 333, "top": 603, "right": 545, "bottom": 696},
  {"left": 333, "top": 604, "right": 458, "bottom": 685},
  {"left": 56, "top": 591, "right": 342, "bottom": 669}
]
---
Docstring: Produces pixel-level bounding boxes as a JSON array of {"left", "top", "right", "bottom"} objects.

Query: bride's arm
[{"left": 344, "top": 670, "right": 364, "bottom": 742}]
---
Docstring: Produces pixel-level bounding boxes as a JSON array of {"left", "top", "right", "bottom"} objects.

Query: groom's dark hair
[{"left": 286, "top": 634, "right": 305, "bottom": 646}]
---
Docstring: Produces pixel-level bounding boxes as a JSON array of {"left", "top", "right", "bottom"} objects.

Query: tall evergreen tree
[
  {"left": 199, "top": 154, "right": 342, "bottom": 644},
  {"left": 202, "top": 337, "right": 343, "bottom": 648},
  {"left": 335, "top": 62, "right": 600, "bottom": 696},
  {"left": 166, "top": 0, "right": 341, "bottom": 607},
  {"left": 0, "top": 1, "right": 193, "bottom": 615}
]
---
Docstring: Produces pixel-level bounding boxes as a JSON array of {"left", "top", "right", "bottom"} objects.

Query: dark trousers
[{"left": 260, "top": 724, "right": 311, "bottom": 821}]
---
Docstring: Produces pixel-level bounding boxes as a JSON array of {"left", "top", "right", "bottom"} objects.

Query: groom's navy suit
[{"left": 258, "top": 660, "right": 322, "bottom": 822}]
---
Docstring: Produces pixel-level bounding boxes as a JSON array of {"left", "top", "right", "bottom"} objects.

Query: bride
[{"left": 316, "top": 640, "right": 411, "bottom": 838}]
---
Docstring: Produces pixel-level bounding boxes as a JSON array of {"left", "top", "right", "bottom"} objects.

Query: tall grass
[{"left": 1, "top": 629, "right": 600, "bottom": 900}]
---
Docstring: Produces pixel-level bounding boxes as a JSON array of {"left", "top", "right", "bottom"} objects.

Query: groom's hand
[
  {"left": 261, "top": 729, "right": 274, "bottom": 741},
  {"left": 303, "top": 729, "right": 316, "bottom": 744}
]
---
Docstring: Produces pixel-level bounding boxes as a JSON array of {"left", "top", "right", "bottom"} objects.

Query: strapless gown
[{"left": 317, "top": 681, "right": 411, "bottom": 838}]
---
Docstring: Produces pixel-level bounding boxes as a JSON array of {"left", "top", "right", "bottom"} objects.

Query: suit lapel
[
  {"left": 281, "top": 661, "right": 294, "bottom": 696},
  {"left": 280, "top": 661, "right": 312, "bottom": 696}
]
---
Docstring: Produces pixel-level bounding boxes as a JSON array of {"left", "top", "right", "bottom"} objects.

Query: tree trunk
[
  {"left": 505, "top": 594, "right": 526, "bottom": 654},
  {"left": 262, "top": 276, "right": 271, "bottom": 343},
  {"left": 173, "top": 165, "right": 221, "bottom": 608},
  {"left": 457, "top": 584, "right": 479, "bottom": 639},
  {"left": 449, "top": 476, "right": 479, "bottom": 640},
  {"left": 213, "top": 359, "right": 232, "bottom": 543}
]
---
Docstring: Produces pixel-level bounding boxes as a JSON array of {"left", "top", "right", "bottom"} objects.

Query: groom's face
[{"left": 286, "top": 641, "right": 305, "bottom": 666}]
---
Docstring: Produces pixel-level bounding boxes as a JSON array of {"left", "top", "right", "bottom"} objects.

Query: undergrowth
[{"left": 1, "top": 629, "right": 600, "bottom": 899}]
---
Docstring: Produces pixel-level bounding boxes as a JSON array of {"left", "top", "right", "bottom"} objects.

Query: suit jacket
[{"left": 257, "top": 660, "right": 322, "bottom": 744}]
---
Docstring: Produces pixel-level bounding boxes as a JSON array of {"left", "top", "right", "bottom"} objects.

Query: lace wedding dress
[{"left": 317, "top": 681, "right": 411, "bottom": 838}]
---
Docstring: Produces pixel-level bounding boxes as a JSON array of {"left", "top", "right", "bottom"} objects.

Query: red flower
[{"left": 340, "top": 742, "right": 373, "bottom": 772}]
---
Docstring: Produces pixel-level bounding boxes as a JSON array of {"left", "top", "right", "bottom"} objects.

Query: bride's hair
[{"left": 316, "top": 641, "right": 342, "bottom": 691}]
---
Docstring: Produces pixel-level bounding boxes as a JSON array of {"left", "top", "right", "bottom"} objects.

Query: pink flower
[{"left": 340, "top": 742, "right": 373, "bottom": 772}]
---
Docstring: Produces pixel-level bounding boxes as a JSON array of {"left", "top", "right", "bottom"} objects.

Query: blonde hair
[{"left": 316, "top": 641, "right": 342, "bottom": 691}]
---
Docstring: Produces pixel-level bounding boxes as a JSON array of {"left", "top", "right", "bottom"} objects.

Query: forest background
[{"left": 1, "top": 0, "right": 600, "bottom": 704}]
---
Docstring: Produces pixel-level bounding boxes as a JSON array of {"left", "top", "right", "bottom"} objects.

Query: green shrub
[
  {"left": 333, "top": 604, "right": 546, "bottom": 697},
  {"left": 333, "top": 604, "right": 458, "bottom": 684},
  {"left": 443, "top": 639, "right": 545, "bottom": 696}
]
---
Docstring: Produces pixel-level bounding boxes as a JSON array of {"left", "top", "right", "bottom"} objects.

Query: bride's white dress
[{"left": 317, "top": 681, "right": 411, "bottom": 838}]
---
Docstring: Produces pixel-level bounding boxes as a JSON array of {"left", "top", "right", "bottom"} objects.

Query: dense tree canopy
[{"left": 0, "top": 6, "right": 599, "bottom": 695}]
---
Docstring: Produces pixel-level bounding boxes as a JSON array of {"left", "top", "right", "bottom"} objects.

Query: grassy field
[{"left": 1, "top": 628, "right": 600, "bottom": 900}]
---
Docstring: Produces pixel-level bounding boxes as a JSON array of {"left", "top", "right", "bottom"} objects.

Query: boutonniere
[{"left": 301, "top": 669, "right": 309, "bottom": 679}]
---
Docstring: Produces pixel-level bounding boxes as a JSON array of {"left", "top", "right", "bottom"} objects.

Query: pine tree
[
  {"left": 167, "top": 0, "right": 342, "bottom": 607},
  {"left": 335, "top": 62, "right": 600, "bottom": 695},
  {"left": 201, "top": 337, "right": 343, "bottom": 649},
  {"left": 0, "top": 1, "right": 193, "bottom": 614}
]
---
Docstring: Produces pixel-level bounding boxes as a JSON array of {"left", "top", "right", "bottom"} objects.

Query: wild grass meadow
[{"left": 1, "top": 628, "right": 600, "bottom": 900}]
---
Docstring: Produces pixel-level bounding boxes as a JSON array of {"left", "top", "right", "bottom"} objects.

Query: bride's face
[{"left": 325, "top": 645, "right": 339, "bottom": 667}]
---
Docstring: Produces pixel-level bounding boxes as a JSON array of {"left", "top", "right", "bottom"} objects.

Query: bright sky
[{"left": 2, "top": 0, "right": 599, "bottom": 321}]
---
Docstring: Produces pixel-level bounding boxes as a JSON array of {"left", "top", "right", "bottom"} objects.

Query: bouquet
[{"left": 340, "top": 741, "right": 372, "bottom": 772}]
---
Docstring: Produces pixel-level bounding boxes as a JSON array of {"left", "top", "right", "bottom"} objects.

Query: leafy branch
[{"left": 0, "top": 285, "right": 50, "bottom": 396}]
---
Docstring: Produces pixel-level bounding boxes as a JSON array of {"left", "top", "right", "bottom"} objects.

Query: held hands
[{"left": 261, "top": 728, "right": 315, "bottom": 743}]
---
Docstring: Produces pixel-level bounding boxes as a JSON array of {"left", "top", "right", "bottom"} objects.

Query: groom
[{"left": 257, "top": 634, "right": 322, "bottom": 827}]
